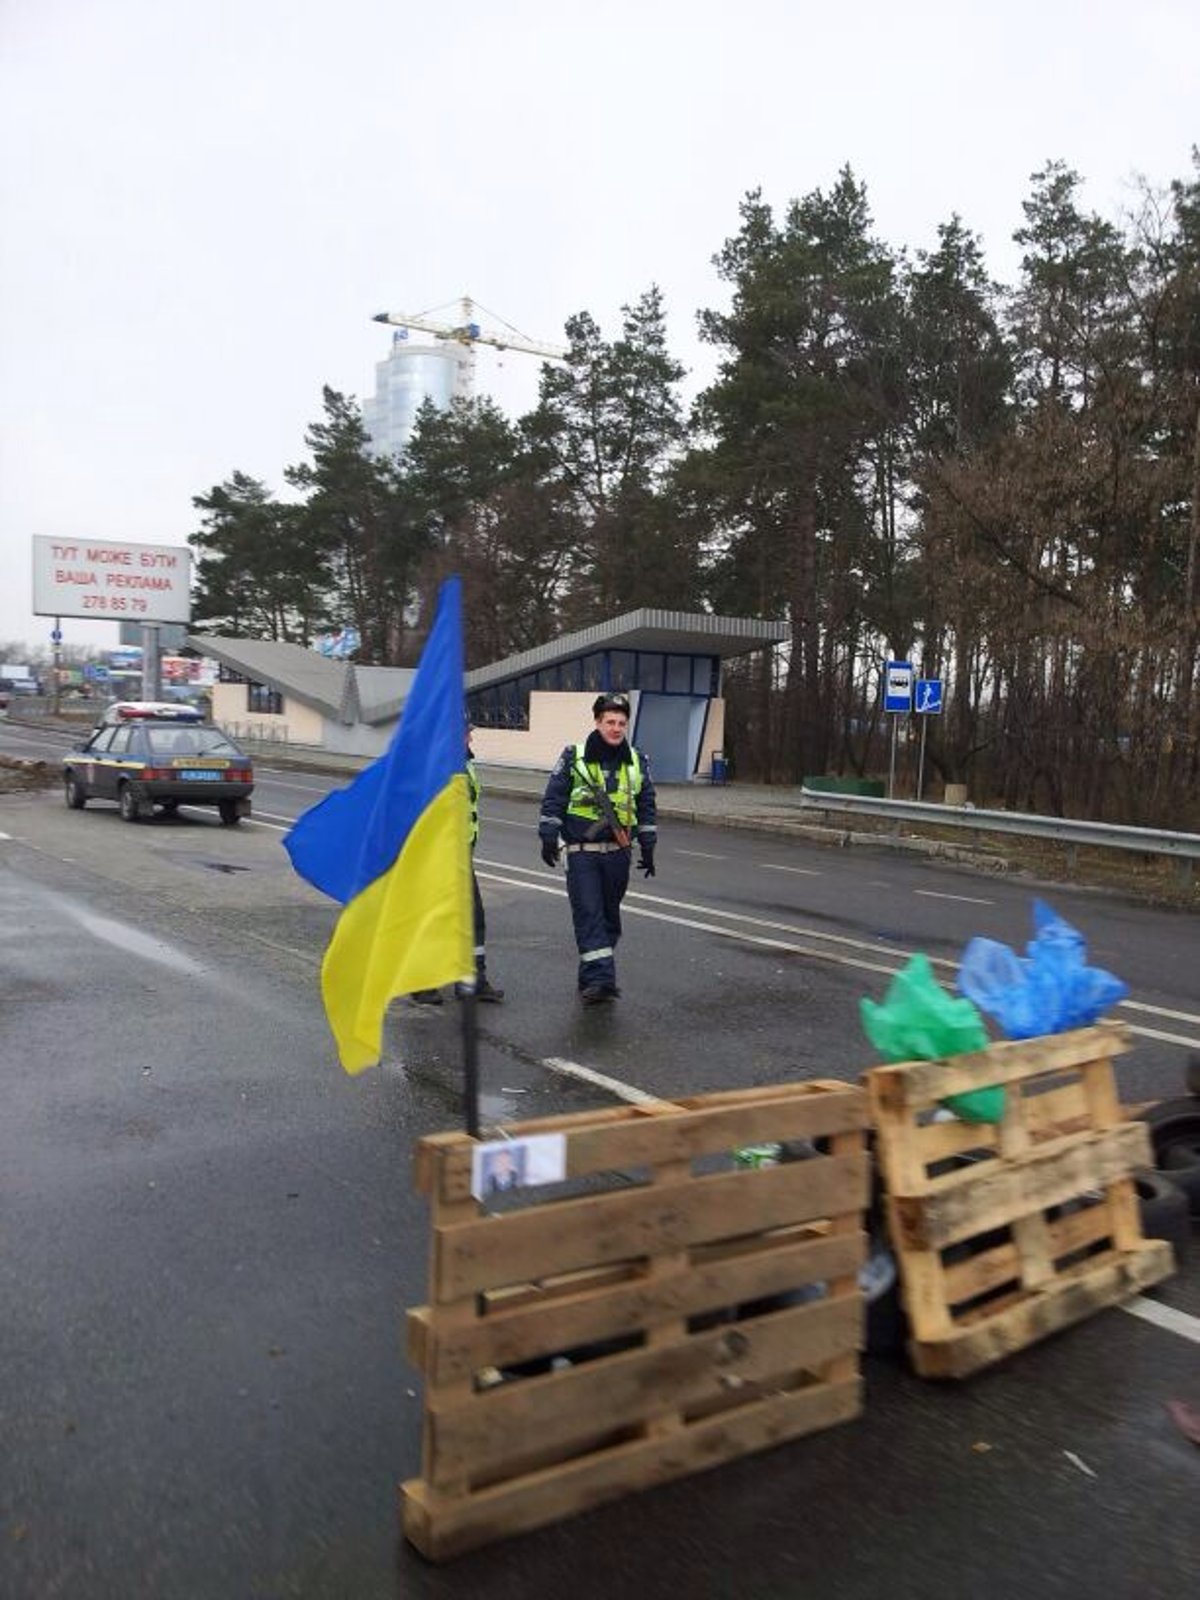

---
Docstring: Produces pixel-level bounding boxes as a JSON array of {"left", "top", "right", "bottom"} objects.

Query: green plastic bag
[{"left": 861, "top": 953, "right": 1005, "bottom": 1124}]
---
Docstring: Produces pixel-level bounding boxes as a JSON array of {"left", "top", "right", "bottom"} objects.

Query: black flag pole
[
  {"left": 461, "top": 986, "right": 480, "bottom": 1138},
  {"left": 460, "top": 717, "right": 481, "bottom": 1138}
]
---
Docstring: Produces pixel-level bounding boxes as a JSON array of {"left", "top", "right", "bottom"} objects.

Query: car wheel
[
  {"left": 1160, "top": 1149, "right": 1200, "bottom": 1216},
  {"left": 1135, "top": 1098, "right": 1200, "bottom": 1181},
  {"left": 64, "top": 773, "right": 87, "bottom": 810},
  {"left": 218, "top": 800, "right": 242, "bottom": 827},
  {"left": 1133, "top": 1168, "right": 1192, "bottom": 1263},
  {"left": 118, "top": 783, "right": 142, "bottom": 823}
]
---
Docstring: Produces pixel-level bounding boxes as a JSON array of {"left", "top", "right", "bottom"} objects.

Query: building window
[
  {"left": 693, "top": 656, "right": 718, "bottom": 695},
  {"left": 637, "top": 652, "right": 664, "bottom": 691},
  {"left": 247, "top": 682, "right": 283, "bottom": 715},
  {"left": 581, "top": 654, "right": 605, "bottom": 691},
  {"left": 610, "top": 651, "right": 635, "bottom": 689},
  {"left": 665, "top": 654, "right": 693, "bottom": 694}
]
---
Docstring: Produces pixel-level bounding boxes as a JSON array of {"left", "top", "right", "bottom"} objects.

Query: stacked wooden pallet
[
  {"left": 866, "top": 1020, "right": 1175, "bottom": 1378},
  {"left": 403, "top": 1080, "right": 869, "bottom": 1561}
]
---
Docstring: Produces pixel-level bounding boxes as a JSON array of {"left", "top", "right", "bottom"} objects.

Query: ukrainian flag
[{"left": 284, "top": 578, "right": 474, "bottom": 1073}]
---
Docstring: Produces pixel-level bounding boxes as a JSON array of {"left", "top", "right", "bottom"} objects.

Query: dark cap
[{"left": 592, "top": 692, "right": 631, "bottom": 719}]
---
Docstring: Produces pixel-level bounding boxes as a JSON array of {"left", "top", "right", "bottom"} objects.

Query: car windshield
[{"left": 143, "top": 726, "right": 245, "bottom": 758}]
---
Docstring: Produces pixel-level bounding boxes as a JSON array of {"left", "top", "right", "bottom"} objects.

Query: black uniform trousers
[{"left": 566, "top": 847, "right": 630, "bottom": 991}]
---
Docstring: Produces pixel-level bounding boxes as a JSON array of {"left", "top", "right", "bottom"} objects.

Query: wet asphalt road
[{"left": 1, "top": 725, "right": 1198, "bottom": 1599}]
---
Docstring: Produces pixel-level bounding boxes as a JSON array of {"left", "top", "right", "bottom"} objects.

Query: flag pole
[{"left": 461, "top": 991, "right": 480, "bottom": 1138}]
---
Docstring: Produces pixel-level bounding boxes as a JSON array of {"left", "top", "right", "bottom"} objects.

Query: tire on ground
[{"left": 1133, "top": 1168, "right": 1192, "bottom": 1265}]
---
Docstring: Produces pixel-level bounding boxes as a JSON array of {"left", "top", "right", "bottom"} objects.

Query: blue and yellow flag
[{"left": 284, "top": 578, "right": 474, "bottom": 1073}]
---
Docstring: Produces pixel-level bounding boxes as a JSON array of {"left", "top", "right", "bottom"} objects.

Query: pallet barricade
[
  {"left": 403, "top": 1080, "right": 869, "bottom": 1561},
  {"left": 866, "top": 1020, "right": 1175, "bottom": 1378}
]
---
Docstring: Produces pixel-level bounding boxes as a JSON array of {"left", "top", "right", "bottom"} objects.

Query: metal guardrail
[{"left": 798, "top": 788, "right": 1200, "bottom": 885}]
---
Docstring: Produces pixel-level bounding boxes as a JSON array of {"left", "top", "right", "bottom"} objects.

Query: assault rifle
[{"left": 573, "top": 761, "right": 632, "bottom": 849}]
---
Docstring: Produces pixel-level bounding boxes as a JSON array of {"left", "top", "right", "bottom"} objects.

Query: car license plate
[{"left": 179, "top": 769, "right": 223, "bottom": 781}]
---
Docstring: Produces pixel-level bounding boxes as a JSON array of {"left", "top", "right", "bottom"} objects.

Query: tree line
[{"left": 190, "top": 157, "right": 1200, "bottom": 826}]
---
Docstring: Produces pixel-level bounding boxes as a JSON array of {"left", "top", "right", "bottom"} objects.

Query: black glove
[
  {"left": 637, "top": 847, "right": 656, "bottom": 878},
  {"left": 541, "top": 836, "right": 560, "bottom": 868}
]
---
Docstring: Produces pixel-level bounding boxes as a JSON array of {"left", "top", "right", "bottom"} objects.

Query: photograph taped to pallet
[{"left": 471, "top": 1134, "right": 567, "bottom": 1199}]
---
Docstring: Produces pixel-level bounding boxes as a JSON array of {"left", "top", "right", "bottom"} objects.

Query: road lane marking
[
  {"left": 1120, "top": 1296, "right": 1200, "bottom": 1344},
  {"left": 539, "top": 1057, "right": 666, "bottom": 1106},
  {"left": 914, "top": 889, "right": 995, "bottom": 906},
  {"left": 212, "top": 834, "right": 1200, "bottom": 1050},
  {"left": 254, "top": 776, "right": 334, "bottom": 793},
  {"left": 1120, "top": 1000, "right": 1200, "bottom": 1025},
  {"left": 761, "top": 864, "right": 821, "bottom": 876},
  {"left": 675, "top": 849, "right": 725, "bottom": 859},
  {"left": 475, "top": 863, "right": 1200, "bottom": 1049},
  {"left": 476, "top": 869, "right": 902, "bottom": 978}
]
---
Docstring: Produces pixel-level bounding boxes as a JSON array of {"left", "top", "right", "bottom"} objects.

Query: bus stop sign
[{"left": 884, "top": 661, "right": 913, "bottom": 713}]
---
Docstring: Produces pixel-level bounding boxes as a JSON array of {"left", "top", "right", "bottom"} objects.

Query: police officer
[
  {"left": 414, "top": 725, "right": 504, "bottom": 1005},
  {"left": 538, "top": 692, "right": 657, "bottom": 1005}
]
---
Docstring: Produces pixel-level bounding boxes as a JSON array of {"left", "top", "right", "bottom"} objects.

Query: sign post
[
  {"left": 914, "top": 677, "right": 944, "bottom": 798},
  {"left": 52, "top": 618, "right": 62, "bottom": 716},
  {"left": 883, "top": 661, "right": 913, "bottom": 798}
]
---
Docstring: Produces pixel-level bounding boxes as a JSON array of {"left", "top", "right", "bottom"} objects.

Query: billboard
[{"left": 32, "top": 536, "right": 192, "bottom": 624}]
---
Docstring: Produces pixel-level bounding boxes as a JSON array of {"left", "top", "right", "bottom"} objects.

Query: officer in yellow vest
[
  {"left": 538, "top": 692, "right": 657, "bottom": 1005},
  {"left": 413, "top": 727, "right": 504, "bottom": 1005}
]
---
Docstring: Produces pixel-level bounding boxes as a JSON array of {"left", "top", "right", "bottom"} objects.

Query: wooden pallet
[
  {"left": 866, "top": 1021, "right": 1175, "bottom": 1379},
  {"left": 402, "top": 1080, "right": 869, "bottom": 1561}
]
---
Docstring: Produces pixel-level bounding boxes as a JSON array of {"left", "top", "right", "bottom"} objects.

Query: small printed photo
[
  {"left": 470, "top": 1133, "right": 567, "bottom": 1200},
  {"left": 480, "top": 1143, "right": 527, "bottom": 1194}
]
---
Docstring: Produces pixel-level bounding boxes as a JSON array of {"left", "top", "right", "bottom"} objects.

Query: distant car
[{"left": 62, "top": 710, "right": 254, "bottom": 825}]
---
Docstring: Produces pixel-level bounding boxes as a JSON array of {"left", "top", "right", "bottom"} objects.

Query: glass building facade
[
  {"left": 362, "top": 337, "right": 463, "bottom": 458},
  {"left": 467, "top": 649, "right": 720, "bottom": 730}
]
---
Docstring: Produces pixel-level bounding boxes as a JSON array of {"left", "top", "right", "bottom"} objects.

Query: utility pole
[{"left": 142, "top": 624, "right": 161, "bottom": 701}]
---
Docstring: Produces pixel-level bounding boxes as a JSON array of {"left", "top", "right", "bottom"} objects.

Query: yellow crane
[{"left": 371, "top": 295, "right": 567, "bottom": 400}]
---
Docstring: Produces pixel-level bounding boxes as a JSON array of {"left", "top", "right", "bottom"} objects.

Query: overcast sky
[{"left": 2, "top": 0, "right": 1197, "bottom": 656}]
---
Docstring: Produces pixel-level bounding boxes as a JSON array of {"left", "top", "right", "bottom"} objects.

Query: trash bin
[{"left": 710, "top": 751, "right": 728, "bottom": 785}]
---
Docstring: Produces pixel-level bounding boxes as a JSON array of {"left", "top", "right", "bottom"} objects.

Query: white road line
[
  {"left": 248, "top": 813, "right": 294, "bottom": 831},
  {"left": 762, "top": 863, "right": 821, "bottom": 876},
  {"left": 1119, "top": 1296, "right": 1200, "bottom": 1344},
  {"left": 255, "top": 776, "right": 334, "bottom": 793},
  {"left": 539, "top": 1057, "right": 665, "bottom": 1106},
  {"left": 236, "top": 838, "right": 1200, "bottom": 1049},
  {"left": 476, "top": 869, "right": 902, "bottom": 978},
  {"left": 676, "top": 849, "right": 725, "bottom": 859},
  {"left": 476, "top": 861, "right": 1200, "bottom": 1048},
  {"left": 914, "top": 889, "right": 995, "bottom": 906},
  {"left": 1120, "top": 999, "right": 1200, "bottom": 1026}
]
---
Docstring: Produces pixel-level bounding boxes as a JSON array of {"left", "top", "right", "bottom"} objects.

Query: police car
[{"left": 62, "top": 702, "right": 254, "bottom": 824}]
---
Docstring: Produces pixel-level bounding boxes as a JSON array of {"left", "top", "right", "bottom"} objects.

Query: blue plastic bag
[{"left": 958, "top": 900, "right": 1128, "bottom": 1039}]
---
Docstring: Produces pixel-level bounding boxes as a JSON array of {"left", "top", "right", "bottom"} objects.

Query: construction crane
[{"left": 371, "top": 295, "right": 567, "bottom": 401}]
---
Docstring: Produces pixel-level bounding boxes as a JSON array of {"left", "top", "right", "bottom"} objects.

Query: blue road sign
[
  {"left": 915, "top": 678, "right": 943, "bottom": 714},
  {"left": 884, "top": 660, "right": 913, "bottom": 713},
  {"left": 51, "top": 628, "right": 62, "bottom": 643}
]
